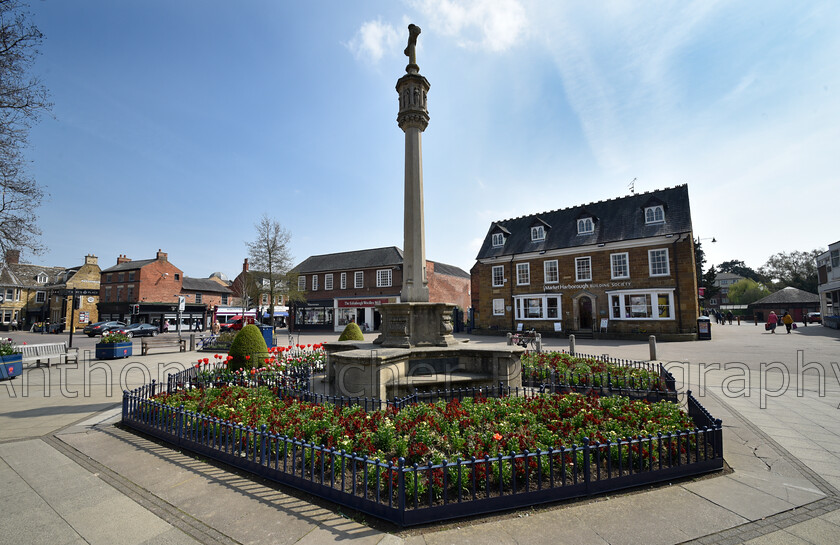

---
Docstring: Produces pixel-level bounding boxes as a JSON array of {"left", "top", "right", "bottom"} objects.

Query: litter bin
[
  {"left": 697, "top": 316, "right": 711, "bottom": 340},
  {"left": 259, "top": 325, "right": 274, "bottom": 348}
]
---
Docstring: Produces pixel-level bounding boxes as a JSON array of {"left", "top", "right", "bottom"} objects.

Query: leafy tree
[
  {"left": 246, "top": 215, "right": 304, "bottom": 324},
  {"left": 726, "top": 278, "right": 769, "bottom": 305},
  {"left": 0, "top": 0, "right": 52, "bottom": 257},
  {"left": 717, "top": 259, "right": 765, "bottom": 283},
  {"left": 759, "top": 250, "right": 823, "bottom": 293},
  {"left": 701, "top": 266, "right": 720, "bottom": 303}
]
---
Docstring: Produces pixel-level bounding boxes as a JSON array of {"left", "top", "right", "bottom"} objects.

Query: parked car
[
  {"left": 83, "top": 321, "right": 126, "bottom": 337},
  {"left": 807, "top": 312, "right": 822, "bottom": 324},
  {"left": 124, "top": 323, "right": 159, "bottom": 338}
]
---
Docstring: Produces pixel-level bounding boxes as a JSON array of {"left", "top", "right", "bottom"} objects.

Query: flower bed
[{"left": 124, "top": 356, "right": 722, "bottom": 526}]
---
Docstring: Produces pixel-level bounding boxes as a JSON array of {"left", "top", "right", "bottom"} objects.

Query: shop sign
[
  {"left": 79, "top": 311, "right": 89, "bottom": 323},
  {"left": 543, "top": 281, "right": 631, "bottom": 291},
  {"left": 337, "top": 297, "right": 393, "bottom": 308}
]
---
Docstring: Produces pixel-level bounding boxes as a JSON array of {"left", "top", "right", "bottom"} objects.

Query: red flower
[
  {"left": 245, "top": 355, "right": 251, "bottom": 360},
  {"left": 493, "top": 433, "right": 502, "bottom": 441}
]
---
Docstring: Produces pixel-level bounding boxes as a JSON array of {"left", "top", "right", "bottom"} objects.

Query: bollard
[
  {"left": 649, "top": 335, "right": 657, "bottom": 361},
  {"left": 507, "top": 332, "right": 513, "bottom": 346},
  {"left": 569, "top": 334, "right": 576, "bottom": 356},
  {"left": 189, "top": 333, "right": 196, "bottom": 351},
  {"left": 535, "top": 333, "right": 542, "bottom": 353},
  {"left": 737, "top": 316, "right": 741, "bottom": 325}
]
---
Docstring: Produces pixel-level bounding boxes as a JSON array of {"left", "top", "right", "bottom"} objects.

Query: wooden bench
[
  {"left": 16, "top": 342, "right": 79, "bottom": 368},
  {"left": 141, "top": 336, "right": 187, "bottom": 355}
]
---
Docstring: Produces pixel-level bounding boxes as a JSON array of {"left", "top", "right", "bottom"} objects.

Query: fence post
[
  {"left": 582, "top": 437, "right": 591, "bottom": 491},
  {"left": 121, "top": 390, "right": 129, "bottom": 419},
  {"left": 569, "top": 334, "right": 576, "bottom": 356},
  {"left": 714, "top": 419, "right": 723, "bottom": 458},
  {"left": 260, "top": 424, "right": 267, "bottom": 466},
  {"left": 649, "top": 335, "right": 657, "bottom": 361},
  {"left": 397, "top": 457, "right": 406, "bottom": 520},
  {"left": 177, "top": 404, "right": 185, "bottom": 445}
]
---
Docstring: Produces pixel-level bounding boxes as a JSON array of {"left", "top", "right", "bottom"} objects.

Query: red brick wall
[
  {"left": 427, "top": 262, "right": 470, "bottom": 310},
  {"left": 137, "top": 261, "right": 183, "bottom": 303}
]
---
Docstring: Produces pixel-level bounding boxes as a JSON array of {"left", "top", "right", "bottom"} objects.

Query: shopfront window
[
  {"left": 295, "top": 306, "right": 334, "bottom": 325},
  {"left": 607, "top": 289, "right": 674, "bottom": 320},
  {"left": 513, "top": 294, "right": 562, "bottom": 320},
  {"left": 337, "top": 308, "right": 356, "bottom": 326}
]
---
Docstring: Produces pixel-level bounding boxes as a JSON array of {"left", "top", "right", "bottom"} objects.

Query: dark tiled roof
[
  {"left": 4, "top": 263, "right": 65, "bottom": 286},
  {"left": 475, "top": 185, "right": 693, "bottom": 260},
  {"left": 182, "top": 277, "right": 232, "bottom": 293},
  {"left": 430, "top": 261, "right": 470, "bottom": 279},
  {"left": 101, "top": 258, "right": 159, "bottom": 273},
  {"left": 294, "top": 247, "right": 404, "bottom": 273},
  {"left": 750, "top": 287, "right": 820, "bottom": 306}
]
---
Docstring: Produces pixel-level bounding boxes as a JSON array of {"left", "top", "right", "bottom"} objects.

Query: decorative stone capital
[{"left": 396, "top": 73, "right": 430, "bottom": 133}]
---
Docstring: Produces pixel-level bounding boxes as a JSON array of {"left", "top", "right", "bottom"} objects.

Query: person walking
[
  {"left": 767, "top": 310, "right": 778, "bottom": 334},
  {"left": 726, "top": 311, "right": 733, "bottom": 325},
  {"left": 782, "top": 311, "right": 794, "bottom": 334}
]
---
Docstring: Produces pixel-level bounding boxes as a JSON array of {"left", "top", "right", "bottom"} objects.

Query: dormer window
[
  {"left": 36, "top": 272, "right": 48, "bottom": 284},
  {"left": 531, "top": 225, "right": 545, "bottom": 241},
  {"left": 577, "top": 218, "right": 594, "bottom": 234},
  {"left": 491, "top": 233, "right": 505, "bottom": 247},
  {"left": 645, "top": 205, "right": 665, "bottom": 224}
]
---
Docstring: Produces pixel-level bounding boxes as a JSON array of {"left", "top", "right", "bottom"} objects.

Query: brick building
[
  {"left": 46, "top": 254, "right": 102, "bottom": 332},
  {"left": 228, "top": 259, "right": 290, "bottom": 326},
  {"left": 471, "top": 185, "right": 699, "bottom": 338},
  {"left": 290, "top": 247, "right": 470, "bottom": 332},
  {"left": 0, "top": 250, "right": 64, "bottom": 330},
  {"left": 97, "top": 250, "right": 228, "bottom": 331}
]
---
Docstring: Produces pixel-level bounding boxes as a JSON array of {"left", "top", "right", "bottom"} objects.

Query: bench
[
  {"left": 141, "top": 336, "right": 187, "bottom": 356},
  {"left": 15, "top": 342, "right": 79, "bottom": 368}
]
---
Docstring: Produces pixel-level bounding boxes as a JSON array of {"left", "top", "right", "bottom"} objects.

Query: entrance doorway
[{"left": 579, "top": 296, "right": 593, "bottom": 330}]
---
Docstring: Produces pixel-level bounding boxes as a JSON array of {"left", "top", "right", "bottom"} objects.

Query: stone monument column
[{"left": 396, "top": 24, "right": 430, "bottom": 303}]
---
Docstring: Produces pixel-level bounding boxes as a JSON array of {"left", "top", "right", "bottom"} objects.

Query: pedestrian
[
  {"left": 726, "top": 311, "right": 733, "bottom": 325},
  {"left": 163, "top": 320, "right": 170, "bottom": 333},
  {"left": 10, "top": 318, "right": 17, "bottom": 331},
  {"left": 803, "top": 310, "right": 808, "bottom": 327},
  {"left": 766, "top": 310, "right": 778, "bottom": 334},
  {"left": 782, "top": 311, "right": 794, "bottom": 334}
]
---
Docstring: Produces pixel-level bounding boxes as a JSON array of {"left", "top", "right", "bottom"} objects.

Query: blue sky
[{"left": 23, "top": 0, "right": 840, "bottom": 279}]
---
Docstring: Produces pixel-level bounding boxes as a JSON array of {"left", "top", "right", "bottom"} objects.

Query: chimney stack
[
  {"left": 156, "top": 249, "right": 168, "bottom": 262},
  {"left": 4, "top": 249, "right": 20, "bottom": 264},
  {"left": 85, "top": 254, "right": 98, "bottom": 266},
  {"left": 243, "top": 258, "right": 249, "bottom": 272},
  {"left": 116, "top": 254, "right": 131, "bottom": 264}
]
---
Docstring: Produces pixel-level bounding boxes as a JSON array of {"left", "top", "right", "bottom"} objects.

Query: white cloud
[
  {"left": 346, "top": 19, "right": 401, "bottom": 64},
  {"left": 410, "top": 0, "right": 527, "bottom": 52}
]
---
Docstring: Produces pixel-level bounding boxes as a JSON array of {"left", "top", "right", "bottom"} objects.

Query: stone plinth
[
  {"left": 373, "top": 302, "right": 460, "bottom": 348},
  {"left": 323, "top": 340, "right": 524, "bottom": 400}
]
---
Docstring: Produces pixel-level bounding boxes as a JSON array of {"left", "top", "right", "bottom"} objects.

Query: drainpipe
[
  {"left": 510, "top": 255, "right": 515, "bottom": 331},
  {"left": 673, "top": 234, "right": 685, "bottom": 333}
]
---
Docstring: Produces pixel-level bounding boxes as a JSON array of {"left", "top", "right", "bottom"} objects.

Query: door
[{"left": 579, "top": 296, "right": 593, "bottom": 330}]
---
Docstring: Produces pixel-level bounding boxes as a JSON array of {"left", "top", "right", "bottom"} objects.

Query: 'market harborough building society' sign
[{"left": 470, "top": 185, "right": 699, "bottom": 338}]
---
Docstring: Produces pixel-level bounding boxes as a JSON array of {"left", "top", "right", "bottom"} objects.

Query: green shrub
[
  {"left": 227, "top": 324, "right": 269, "bottom": 373},
  {"left": 338, "top": 322, "right": 365, "bottom": 341}
]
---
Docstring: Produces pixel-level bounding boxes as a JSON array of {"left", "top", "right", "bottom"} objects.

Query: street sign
[{"left": 178, "top": 296, "right": 186, "bottom": 312}]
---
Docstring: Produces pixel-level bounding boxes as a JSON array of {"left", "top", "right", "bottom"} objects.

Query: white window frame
[
  {"left": 312, "top": 275, "right": 318, "bottom": 291},
  {"left": 575, "top": 256, "right": 592, "bottom": 282},
  {"left": 645, "top": 205, "right": 665, "bottom": 224},
  {"left": 610, "top": 252, "right": 630, "bottom": 280},
  {"left": 577, "top": 218, "right": 594, "bottom": 235},
  {"left": 325, "top": 274, "right": 333, "bottom": 290},
  {"left": 531, "top": 225, "right": 545, "bottom": 241},
  {"left": 607, "top": 288, "right": 675, "bottom": 320},
  {"left": 648, "top": 248, "right": 670, "bottom": 277},
  {"left": 37, "top": 272, "right": 47, "bottom": 284},
  {"left": 340, "top": 272, "right": 347, "bottom": 290},
  {"left": 544, "top": 260, "right": 559, "bottom": 284},
  {"left": 516, "top": 263, "right": 530, "bottom": 286},
  {"left": 376, "top": 269, "right": 392, "bottom": 288},
  {"left": 261, "top": 293, "right": 269, "bottom": 305},
  {"left": 298, "top": 276, "right": 306, "bottom": 290},
  {"left": 513, "top": 294, "right": 562, "bottom": 320},
  {"left": 354, "top": 271, "right": 364, "bottom": 288},
  {"left": 491, "top": 233, "right": 505, "bottom": 247},
  {"left": 493, "top": 298, "right": 505, "bottom": 316},
  {"left": 491, "top": 265, "right": 505, "bottom": 288}
]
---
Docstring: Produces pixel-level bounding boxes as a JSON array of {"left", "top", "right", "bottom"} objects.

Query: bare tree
[
  {"left": 0, "top": 0, "right": 52, "bottom": 257},
  {"left": 246, "top": 215, "right": 303, "bottom": 325}
]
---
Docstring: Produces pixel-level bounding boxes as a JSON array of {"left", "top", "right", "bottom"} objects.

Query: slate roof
[
  {"left": 294, "top": 247, "right": 404, "bottom": 273},
  {"left": 182, "top": 277, "right": 232, "bottom": 294},
  {"left": 294, "top": 246, "right": 470, "bottom": 279},
  {"left": 475, "top": 185, "right": 693, "bottom": 260},
  {"left": 750, "top": 287, "right": 820, "bottom": 307},
  {"left": 1, "top": 263, "right": 65, "bottom": 287},
  {"left": 100, "top": 258, "right": 159, "bottom": 273}
]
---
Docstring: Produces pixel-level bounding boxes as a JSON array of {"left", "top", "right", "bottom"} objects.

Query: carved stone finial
[{"left": 404, "top": 24, "right": 421, "bottom": 73}]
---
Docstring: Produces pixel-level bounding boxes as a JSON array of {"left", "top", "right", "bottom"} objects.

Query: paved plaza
[{"left": 2, "top": 323, "right": 840, "bottom": 544}]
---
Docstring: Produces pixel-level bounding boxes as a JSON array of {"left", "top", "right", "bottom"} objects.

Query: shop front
[
  {"left": 334, "top": 296, "right": 397, "bottom": 332},
  {"left": 292, "top": 299, "right": 334, "bottom": 331}
]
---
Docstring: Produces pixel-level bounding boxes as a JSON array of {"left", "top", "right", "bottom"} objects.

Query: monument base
[{"left": 373, "top": 302, "right": 460, "bottom": 348}]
